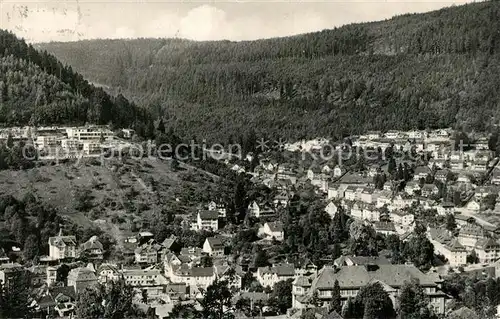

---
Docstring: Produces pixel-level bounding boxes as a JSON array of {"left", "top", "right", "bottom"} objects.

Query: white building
[
  {"left": 48, "top": 230, "right": 77, "bottom": 261},
  {"left": 197, "top": 211, "right": 219, "bottom": 231}
]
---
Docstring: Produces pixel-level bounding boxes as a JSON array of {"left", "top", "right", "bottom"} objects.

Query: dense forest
[
  {"left": 0, "top": 30, "right": 153, "bottom": 130},
  {"left": 38, "top": 1, "right": 500, "bottom": 142}
]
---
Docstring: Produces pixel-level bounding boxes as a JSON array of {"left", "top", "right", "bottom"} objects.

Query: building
[
  {"left": 197, "top": 210, "right": 219, "bottom": 231},
  {"left": 390, "top": 210, "right": 415, "bottom": 226},
  {"left": 292, "top": 264, "right": 446, "bottom": 314},
  {"left": 333, "top": 255, "right": 391, "bottom": 268},
  {"left": 170, "top": 266, "right": 217, "bottom": 292},
  {"left": 474, "top": 238, "right": 500, "bottom": 264},
  {"left": 256, "top": 264, "right": 295, "bottom": 289},
  {"left": 203, "top": 237, "right": 225, "bottom": 257},
  {"left": 374, "top": 222, "right": 397, "bottom": 236},
  {"left": 413, "top": 166, "right": 431, "bottom": 181},
  {"left": 437, "top": 203, "right": 455, "bottom": 216},
  {"left": 66, "top": 126, "right": 113, "bottom": 141},
  {"left": 261, "top": 222, "right": 285, "bottom": 241},
  {"left": 79, "top": 236, "right": 104, "bottom": 260},
  {"left": 67, "top": 266, "right": 98, "bottom": 293},
  {"left": 421, "top": 184, "right": 439, "bottom": 197},
  {"left": 247, "top": 201, "right": 275, "bottom": 219},
  {"left": 208, "top": 201, "right": 227, "bottom": 218},
  {"left": 46, "top": 266, "right": 57, "bottom": 286},
  {"left": 428, "top": 228, "right": 467, "bottom": 266},
  {"left": 122, "top": 268, "right": 168, "bottom": 288},
  {"left": 135, "top": 240, "right": 161, "bottom": 264},
  {"left": 458, "top": 223, "right": 486, "bottom": 250},
  {"left": 0, "top": 263, "right": 26, "bottom": 290},
  {"left": 122, "top": 129, "right": 135, "bottom": 139},
  {"left": 48, "top": 230, "right": 77, "bottom": 261},
  {"left": 325, "top": 201, "right": 339, "bottom": 219}
]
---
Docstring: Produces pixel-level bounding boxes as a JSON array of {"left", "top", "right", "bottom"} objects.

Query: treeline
[
  {"left": 39, "top": 1, "right": 500, "bottom": 143},
  {"left": 0, "top": 30, "right": 153, "bottom": 131}
]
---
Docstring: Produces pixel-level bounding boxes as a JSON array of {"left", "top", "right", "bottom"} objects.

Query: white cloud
[{"left": 0, "top": 1, "right": 475, "bottom": 43}]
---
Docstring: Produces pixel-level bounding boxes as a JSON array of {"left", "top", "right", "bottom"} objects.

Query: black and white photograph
[{"left": 0, "top": 0, "right": 500, "bottom": 318}]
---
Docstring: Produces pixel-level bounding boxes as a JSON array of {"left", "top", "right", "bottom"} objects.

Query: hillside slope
[
  {"left": 0, "top": 30, "right": 153, "bottom": 131},
  {"left": 40, "top": 1, "right": 500, "bottom": 141}
]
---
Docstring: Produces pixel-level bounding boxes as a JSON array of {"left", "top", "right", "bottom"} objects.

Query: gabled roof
[
  {"left": 266, "top": 221, "right": 284, "bottom": 233},
  {"left": 206, "top": 237, "right": 224, "bottom": 250},
  {"left": 49, "top": 235, "right": 76, "bottom": 247},
  {"left": 198, "top": 210, "right": 219, "bottom": 220},
  {"left": 80, "top": 236, "right": 103, "bottom": 251},
  {"left": 475, "top": 237, "right": 500, "bottom": 250},
  {"left": 414, "top": 166, "right": 431, "bottom": 175},
  {"left": 314, "top": 264, "right": 440, "bottom": 290}
]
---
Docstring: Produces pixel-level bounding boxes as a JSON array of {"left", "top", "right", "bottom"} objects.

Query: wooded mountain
[
  {"left": 40, "top": 1, "right": 500, "bottom": 142},
  {"left": 0, "top": 30, "right": 153, "bottom": 131}
]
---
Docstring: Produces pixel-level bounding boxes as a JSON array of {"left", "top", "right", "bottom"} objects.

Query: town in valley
[{"left": 1, "top": 125, "right": 500, "bottom": 319}]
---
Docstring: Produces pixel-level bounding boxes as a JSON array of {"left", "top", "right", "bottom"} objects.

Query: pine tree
[{"left": 330, "top": 280, "right": 342, "bottom": 314}]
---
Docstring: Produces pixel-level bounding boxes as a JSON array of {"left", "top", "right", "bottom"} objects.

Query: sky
[{"left": 0, "top": 0, "right": 474, "bottom": 43}]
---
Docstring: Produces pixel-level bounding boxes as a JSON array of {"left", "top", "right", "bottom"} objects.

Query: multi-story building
[
  {"left": 197, "top": 210, "right": 219, "bottom": 231},
  {"left": 67, "top": 267, "right": 98, "bottom": 293},
  {"left": 256, "top": 264, "right": 295, "bottom": 289},
  {"left": 292, "top": 264, "right": 446, "bottom": 315},
  {"left": 203, "top": 237, "right": 225, "bottom": 257},
  {"left": 428, "top": 228, "right": 467, "bottom": 266},
  {"left": 48, "top": 230, "right": 77, "bottom": 261},
  {"left": 66, "top": 126, "right": 113, "bottom": 141},
  {"left": 474, "top": 238, "right": 500, "bottom": 264}
]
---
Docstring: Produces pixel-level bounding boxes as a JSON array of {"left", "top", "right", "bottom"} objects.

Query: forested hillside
[
  {"left": 0, "top": 30, "right": 153, "bottom": 131},
  {"left": 40, "top": 1, "right": 500, "bottom": 142}
]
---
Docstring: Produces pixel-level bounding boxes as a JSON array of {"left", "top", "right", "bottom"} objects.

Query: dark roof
[
  {"left": 206, "top": 237, "right": 224, "bottom": 250},
  {"left": 199, "top": 210, "right": 219, "bottom": 220},
  {"left": 314, "top": 265, "right": 440, "bottom": 290},
  {"left": 49, "top": 286, "right": 77, "bottom": 300}
]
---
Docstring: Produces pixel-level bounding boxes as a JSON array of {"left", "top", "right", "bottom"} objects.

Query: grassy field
[{"left": 0, "top": 157, "right": 221, "bottom": 243}]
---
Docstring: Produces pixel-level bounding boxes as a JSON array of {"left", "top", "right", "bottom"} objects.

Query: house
[
  {"left": 328, "top": 184, "right": 348, "bottom": 200},
  {"left": 405, "top": 181, "right": 421, "bottom": 195},
  {"left": 437, "top": 202, "right": 455, "bottom": 216},
  {"left": 292, "top": 264, "right": 446, "bottom": 314},
  {"left": 135, "top": 240, "right": 161, "bottom": 264},
  {"left": 428, "top": 228, "right": 467, "bottom": 266},
  {"left": 344, "top": 186, "right": 360, "bottom": 201},
  {"left": 46, "top": 266, "right": 57, "bottom": 286},
  {"left": 208, "top": 201, "right": 227, "bottom": 218},
  {"left": 458, "top": 223, "right": 486, "bottom": 250},
  {"left": 450, "top": 160, "right": 465, "bottom": 170},
  {"left": 474, "top": 186, "right": 497, "bottom": 200},
  {"left": 474, "top": 238, "right": 500, "bottom": 264},
  {"left": 466, "top": 199, "right": 481, "bottom": 212},
  {"left": 247, "top": 201, "right": 275, "bottom": 219},
  {"left": 408, "top": 130, "right": 424, "bottom": 139},
  {"left": 48, "top": 230, "right": 77, "bottom": 261},
  {"left": 455, "top": 215, "right": 475, "bottom": 227},
  {"left": 359, "top": 187, "right": 376, "bottom": 204},
  {"left": 0, "top": 263, "right": 25, "bottom": 290},
  {"left": 491, "top": 170, "right": 500, "bottom": 185},
  {"left": 256, "top": 263, "right": 295, "bottom": 289},
  {"left": 203, "top": 237, "right": 225, "bottom": 257},
  {"left": 374, "top": 222, "right": 397, "bottom": 236},
  {"left": 333, "top": 255, "right": 390, "bottom": 268},
  {"left": 262, "top": 222, "right": 285, "bottom": 241},
  {"left": 67, "top": 266, "right": 98, "bottom": 293},
  {"left": 161, "top": 235, "right": 181, "bottom": 254},
  {"left": 325, "top": 201, "right": 339, "bottom": 219},
  {"left": 97, "top": 263, "right": 119, "bottom": 284},
  {"left": 384, "top": 130, "right": 402, "bottom": 139},
  {"left": 197, "top": 210, "right": 219, "bottom": 231},
  {"left": 367, "top": 131, "right": 382, "bottom": 140},
  {"left": 389, "top": 210, "right": 414, "bottom": 226},
  {"left": 457, "top": 173, "right": 471, "bottom": 184},
  {"left": 376, "top": 190, "right": 392, "bottom": 208},
  {"left": 79, "top": 236, "right": 104, "bottom": 260},
  {"left": 307, "top": 167, "right": 322, "bottom": 181},
  {"left": 421, "top": 184, "right": 439, "bottom": 198},
  {"left": 122, "top": 128, "right": 135, "bottom": 139},
  {"left": 470, "top": 160, "right": 488, "bottom": 171},
  {"left": 333, "top": 165, "right": 345, "bottom": 177},
  {"left": 170, "top": 266, "right": 217, "bottom": 292},
  {"left": 413, "top": 166, "right": 431, "bottom": 181},
  {"left": 434, "top": 170, "right": 451, "bottom": 183}
]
